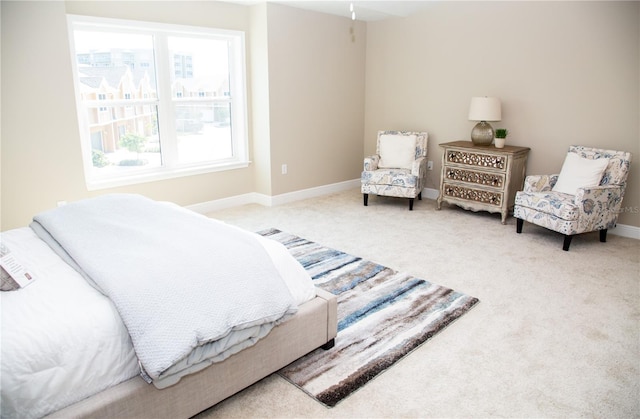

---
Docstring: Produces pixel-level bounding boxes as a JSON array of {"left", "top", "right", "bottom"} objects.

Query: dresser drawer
[
  {"left": 444, "top": 167, "right": 505, "bottom": 189},
  {"left": 442, "top": 182, "right": 503, "bottom": 207},
  {"left": 445, "top": 149, "right": 507, "bottom": 171}
]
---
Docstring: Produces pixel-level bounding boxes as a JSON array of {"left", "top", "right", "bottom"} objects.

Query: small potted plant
[{"left": 494, "top": 128, "right": 509, "bottom": 148}]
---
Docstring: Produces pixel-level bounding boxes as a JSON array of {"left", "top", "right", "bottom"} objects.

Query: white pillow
[
  {"left": 378, "top": 134, "right": 417, "bottom": 169},
  {"left": 552, "top": 152, "right": 609, "bottom": 195}
]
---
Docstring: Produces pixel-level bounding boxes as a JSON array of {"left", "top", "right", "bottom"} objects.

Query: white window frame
[{"left": 67, "top": 15, "right": 249, "bottom": 190}]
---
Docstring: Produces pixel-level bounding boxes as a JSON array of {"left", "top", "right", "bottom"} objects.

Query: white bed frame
[{"left": 46, "top": 288, "right": 337, "bottom": 418}]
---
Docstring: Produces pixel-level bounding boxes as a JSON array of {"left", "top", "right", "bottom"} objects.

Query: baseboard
[
  {"left": 186, "top": 192, "right": 262, "bottom": 214},
  {"left": 610, "top": 223, "right": 640, "bottom": 240},
  {"left": 422, "top": 187, "right": 439, "bottom": 201},
  {"left": 270, "top": 179, "right": 361, "bottom": 206},
  {"left": 188, "top": 183, "right": 638, "bottom": 241},
  {"left": 186, "top": 179, "right": 360, "bottom": 214}
]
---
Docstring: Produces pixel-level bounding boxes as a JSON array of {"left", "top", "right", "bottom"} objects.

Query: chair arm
[
  {"left": 412, "top": 157, "right": 427, "bottom": 177},
  {"left": 364, "top": 155, "right": 379, "bottom": 171},
  {"left": 574, "top": 184, "right": 624, "bottom": 205},
  {"left": 573, "top": 184, "right": 625, "bottom": 230},
  {"left": 522, "top": 174, "right": 559, "bottom": 192}
]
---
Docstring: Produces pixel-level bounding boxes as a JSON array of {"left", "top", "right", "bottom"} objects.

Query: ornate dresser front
[{"left": 437, "top": 141, "right": 530, "bottom": 224}]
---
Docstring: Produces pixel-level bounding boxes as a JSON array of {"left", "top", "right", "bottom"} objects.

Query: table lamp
[{"left": 468, "top": 97, "right": 501, "bottom": 146}]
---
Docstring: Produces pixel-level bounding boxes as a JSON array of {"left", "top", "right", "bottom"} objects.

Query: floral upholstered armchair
[
  {"left": 514, "top": 145, "right": 632, "bottom": 251},
  {"left": 361, "top": 131, "right": 428, "bottom": 210}
]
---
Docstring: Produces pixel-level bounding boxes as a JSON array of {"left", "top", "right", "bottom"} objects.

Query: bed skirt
[{"left": 46, "top": 288, "right": 337, "bottom": 419}]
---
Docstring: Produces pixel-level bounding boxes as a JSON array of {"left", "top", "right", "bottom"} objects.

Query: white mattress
[{"left": 0, "top": 225, "right": 315, "bottom": 419}]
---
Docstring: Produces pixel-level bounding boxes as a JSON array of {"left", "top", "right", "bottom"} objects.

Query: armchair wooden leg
[
  {"left": 600, "top": 229, "right": 607, "bottom": 243},
  {"left": 418, "top": 192, "right": 422, "bottom": 200},
  {"left": 516, "top": 218, "right": 524, "bottom": 234},
  {"left": 409, "top": 198, "right": 414, "bottom": 211},
  {"left": 363, "top": 194, "right": 368, "bottom": 206},
  {"left": 563, "top": 235, "right": 573, "bottom": 251}
]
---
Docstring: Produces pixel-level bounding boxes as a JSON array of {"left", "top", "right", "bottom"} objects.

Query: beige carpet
[{"left": 196, "top": 189, "right": 639, "bottom": 418}]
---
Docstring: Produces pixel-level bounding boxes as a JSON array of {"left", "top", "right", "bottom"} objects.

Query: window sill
[{"left": 86, "top": 161, "right": 251, "bottom": 191}]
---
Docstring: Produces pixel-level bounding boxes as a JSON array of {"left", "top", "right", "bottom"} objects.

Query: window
[
  {"left": 98, "top": 93, "right": 107, "bottom": 112},
  {"left": 67, "top": 15, "right": 248, "bottom": 190}
]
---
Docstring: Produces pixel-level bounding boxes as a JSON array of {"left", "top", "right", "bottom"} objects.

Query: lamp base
[{"left": 470, "top": 121, "right": 495, "bottom": 146}]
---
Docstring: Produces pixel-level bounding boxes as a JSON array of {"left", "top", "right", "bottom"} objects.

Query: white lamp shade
[{"left": 468, "top": 97, "right": 501, "bottom": 121}]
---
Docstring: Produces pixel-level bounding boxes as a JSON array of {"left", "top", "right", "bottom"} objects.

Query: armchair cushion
[
  {"left": 552, "top": 152, "right": 609, "bottom": 195},
  {"left": 378, "top": 134, "right": 417, "bottom": 169},
  {"left": 514, "top": 191, "right": 579, "bottom": 221},
  {"left": 363, "top": 168, "right": 417, "bottom": 189}
]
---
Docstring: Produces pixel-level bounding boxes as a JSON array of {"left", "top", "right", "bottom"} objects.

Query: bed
[{"left": 0, "top": 194, "right": 337, "bottom": 418}]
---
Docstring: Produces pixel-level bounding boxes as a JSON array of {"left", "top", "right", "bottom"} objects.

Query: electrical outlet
[
  {"left": 281, "top": 164, "right": 288, "bottom": 175},
  {"left": 427, "top": 161, "right": 433, "bottom": 170}
]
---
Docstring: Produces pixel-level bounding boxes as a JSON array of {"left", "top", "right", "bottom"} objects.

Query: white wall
[
  {"left": 1, "top": 1, "right": 638, "bottom": 229},
  {"left": 249, "top": 2, "right": 273, "bottom": 196},
  {"left": 2, "top": 2, "right": 86, "bottom": 228},
  {"left": 365, "top": 1, "right": 639, "bottom": 227},
  {"left": 0, "top": 1, "right": 367, "bottom": 229},
  {"left": 1, "top": 1, "right": 257, "bottom": 229},
  {"left": 265, "top": 3, "right": 366, "bottom": 195}
]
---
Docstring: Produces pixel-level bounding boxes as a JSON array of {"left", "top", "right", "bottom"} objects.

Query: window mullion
[
  {"left": 154, "top": 32, "right": 177, "bottom": 168},
  {"left": 228, "top": 35, "right": 247, "bottom": 162}
]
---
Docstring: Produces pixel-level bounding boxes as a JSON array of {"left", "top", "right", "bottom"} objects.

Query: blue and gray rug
[{"left": 259, "top": 228, "right": 480, "bottom": 408}]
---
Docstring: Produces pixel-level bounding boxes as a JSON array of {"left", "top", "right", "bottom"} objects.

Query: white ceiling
[{"left": 222, "top": 1, "right": 432, "bottom": 21}]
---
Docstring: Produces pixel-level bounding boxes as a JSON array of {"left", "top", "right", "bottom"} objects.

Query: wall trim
[
  {"left": 422, "top": 187, "right": 440, "bottom": 201},
  {"left": 186, "top": 192, "right": 260, "bottom": 214},
  {"left": 186, "top": 179, "right": 360, "bottom": 214},
  {"left": 188, "top": 183, "right": 639, "bottom": 240},
  {"left": 609, "top": 223, "right": 640, "bottom": 240},
  {"left": 269, "top": 179, "right": 362, "bottom": 206}
]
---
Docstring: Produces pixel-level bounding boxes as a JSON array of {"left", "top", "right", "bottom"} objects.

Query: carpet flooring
[
  {"left": 259, "top": 228, "right": 479, "bottom": 407},
  {"left": 196, "top": 189, "right": 639, "bottom": 418}
]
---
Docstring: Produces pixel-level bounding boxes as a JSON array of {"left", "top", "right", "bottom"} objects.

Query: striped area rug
[{"left": 259, "top": 228, "right": 480, "bottom": 408}]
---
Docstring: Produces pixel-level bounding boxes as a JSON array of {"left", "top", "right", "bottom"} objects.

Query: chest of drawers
[{"left": 437, "top": 141, "right": 530, "bottom": 224}]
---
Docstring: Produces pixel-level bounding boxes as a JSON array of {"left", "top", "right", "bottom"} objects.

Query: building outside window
[{"left": 67, "top": 15, "right": 248, "bottom": 190}]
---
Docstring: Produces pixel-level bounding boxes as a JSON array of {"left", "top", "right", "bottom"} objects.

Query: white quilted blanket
[{"left": 30, "top": 194, "right": 297, "bottom": 389}]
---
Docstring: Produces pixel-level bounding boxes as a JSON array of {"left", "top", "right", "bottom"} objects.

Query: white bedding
[{"left": 0, "top": 220, "right": 315, "bottom": 419}]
